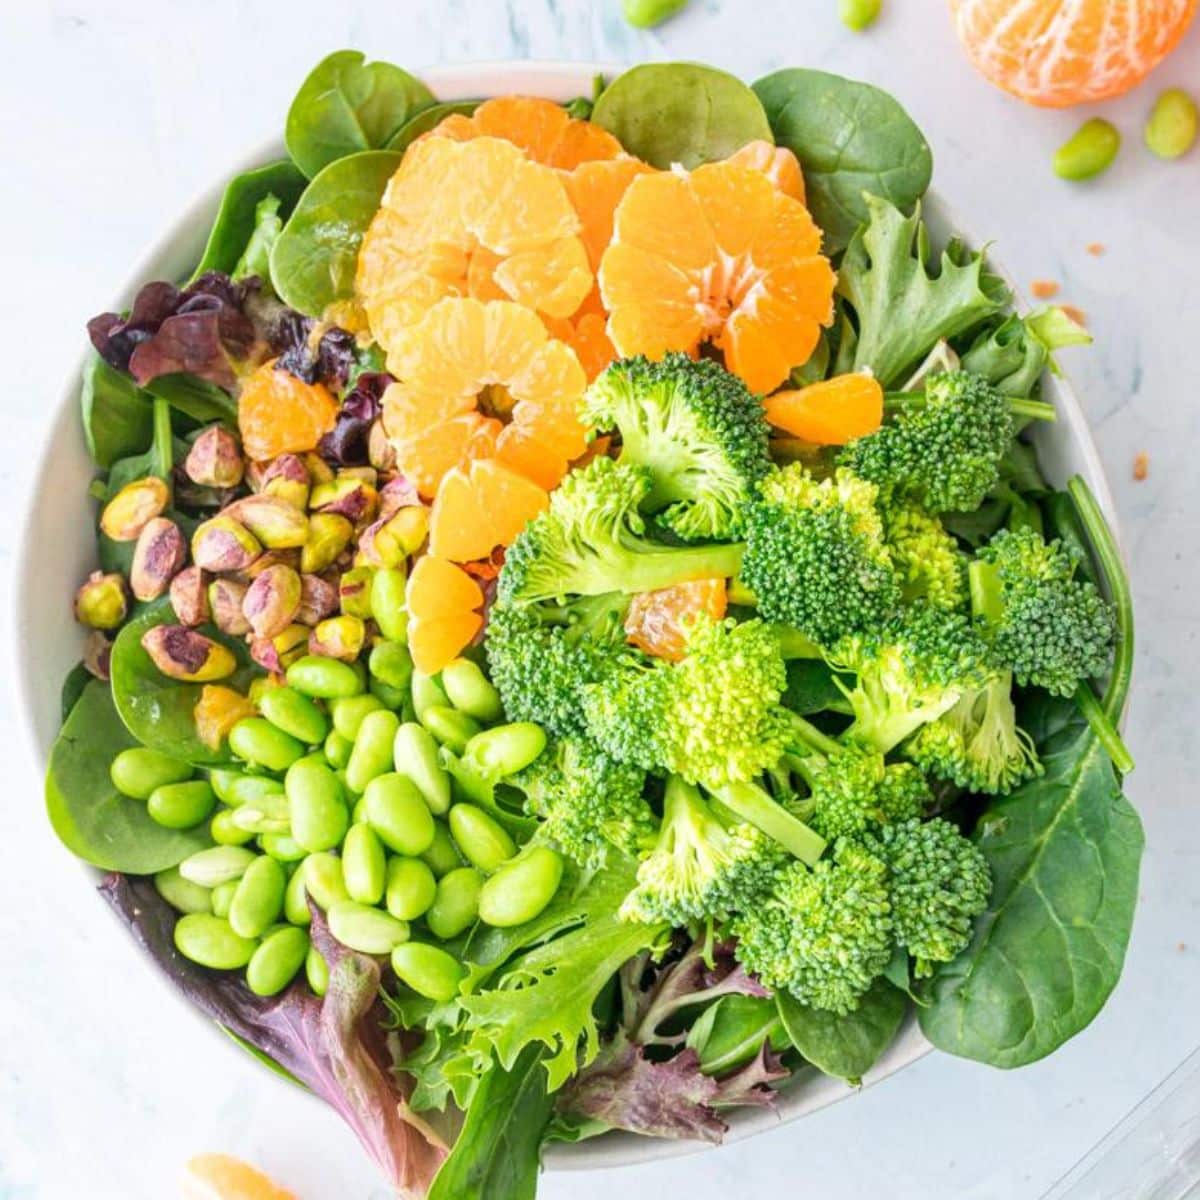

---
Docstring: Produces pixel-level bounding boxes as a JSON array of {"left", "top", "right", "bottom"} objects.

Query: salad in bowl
[{"left": 39, "top": 53, "right": 1140, "bottom": 1197}]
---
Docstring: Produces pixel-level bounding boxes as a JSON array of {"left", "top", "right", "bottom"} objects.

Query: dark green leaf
[
  {"left": 428, "top": 1045, "right": 553, "bottom": 1200},
  {"left": 592, "top": 63, "right": 772, "bottom": 169},
  {"left": 386, "top": 100, "right": 479, "bottom": 153},
  {"left": 685, "top": 994, "right": 786, "bottom": 1075},
  {"left": 919, "top": 700, "right": 1143, "bottom": 1067},
  {"left": 286, "top": 50, "right": 434, "bottom": 178},
  {"left": 776, "top": 978, "right": 907, "bottom": 1082},
  {"left": 752, "top": 68, "right": 932, "bottom": 254},
  {"left": 60, "top": 662, "right": 92, "bottom": 723},
  {"left": 81, "top": 355, "right": 154, "bottom": 470},
  {"left": 45, "top": 679, "right": 211, "bottom": 872},
  {"left": 144, "top": 374, "right": 237, "bottom": 425},
  {"left": 270, "top": 150, "right": 402, "bottom": 317},
  {"left": 782, "top": 658, "right": 851, "bottom": 715}
]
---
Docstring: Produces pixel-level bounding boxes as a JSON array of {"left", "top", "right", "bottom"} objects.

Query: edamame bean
[
  {"left": 110, "top": 747, "right": 191, "bottom": 800},
  {"left": 210, "top": 880, "right": 237, "bottom": 918},
  {"left": 1053, "top": 118, "right": 1120, "bottom": 181},
  {"left": 211, "top": 809, "right": 256, "bottom": 846},
  {"left": 327, "top": 901, "right": 410, "bottom": 955},
  {"left": 259, "top": 686, "right": 329, "bottom": 745},
  {"left": 621, "top": 0, "right": 688, "bottom": 28},
  {"left": 411, "top": 670, "right": 449, "bottom": 721},
  {"left": 302, "top": 852, "right": 350, "bottom": 910},
  {"left": 345, "top": 709, "right": 400, "bottom": 794},
  {"left": 385, "top": 857, "right": 438, "bottom": 920},
  {"left": 284, "top": 862, "right": 311, "bottom": 925},
  {"left": 174, "top": 913, "right": 257, "bottom": 970},
  {"left": 425, "top": 867, "right": 483, "bottom": 940},
  {"left": 342, "top": 824, "right": 387, "bottom": 905},
  {"left": 229, "top": 718, "right": 305, "bottom": 772},
  {"left": 440, "top": 659, "right": 503, "bottom": 723},
  {"left": 209, "top": 770, "right": 285, "bottom": 808},
  {"left": 421, "top": 822, "right": 464, "bottom": 878},
  {"left": 331, "top": 694, "right": 385, "bottom": 740},
  {"left": 258, "top": 833, "right": 306, "bottom": 862},
  {"left": 838, "top": 0, "right": 880, "bottom": 31},
  {"left": 153, "top": 866, "right": 212, "bottom": 915},
  {"left": 306, "top": 944, "right": 329, "bottom": 996},
  {"left": 393, "top": 723, "right": 451, "bottom": 815},
  {"left": 364, "top": 774, "right": 435, "bottom": 855},
  {"left": 229, "top": 855, "right": 286, "bottom": 938},
  {"left": 369, "top": 677, "right": 408, "bottom": 710},
  {"left": 286, "top": 758, "right": 349, "bottom": 852},
  {"left": 368, "top": 640, "right": 413, "bottom": 691},
  {"left": 230, "top": 790, "right": 291, "bottom": 835},
  {"left": 421, "top": 705, "right": 480, "bottom": 754},
  {"left": 478, "top": 847, "right": 564, "bottom": 927},
  {"left": 286, "top": 655, "right": 363, "bottom": 699},
  {"left": 463, "top": 723, "right": 546, "bottom": 780},
  {"left": 390, "top": 942, "right": 466, "bottom": 1002},
  {"left": 246, "top": 926, "right": 310, "bottom": 996},
  {"left": 448, "top": 804, "right": 516, "bottom": 874},
  {"left": 1146, "top": 87, "right": 1198, "bottom": 160},
  {"left": 324, "top": 730, "right": 353, "bottom": 769},
  {"left": 147, "top": 781, "right": 216, "bottom": 829},
  {"left": 179, "top": 845, "right": 257, "bottom": 888},
  {"left": 370, "top": 566, "right": 408, "bottom": 642}
]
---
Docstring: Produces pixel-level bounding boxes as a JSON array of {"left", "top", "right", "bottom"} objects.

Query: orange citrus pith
[
  {"left": 600, "top": 161, "right": 837, "bottom": 395},
  {"left": 407, "top": 555, "right": 485, "bottom": 673},
  {"left": 764, "top": 373, "right": 884, "bottom": 445},
  {"left": 182, "top": 1153, "right": 296, "bottom": 1200},
  {"left": 951, "top": 0, "right": 1197, "bottom": 107},
  {"left": 238, "top": 361, "right": 339, "bottom": 462},
  {"left": 625, "top": 580, "right": 729, "bottom": 661}
]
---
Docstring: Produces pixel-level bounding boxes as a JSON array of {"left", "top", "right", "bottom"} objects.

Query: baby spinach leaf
[
  {"left": 81, "top": 354, "right": 155, "bottom": 470},
  {"left": 61, "top": 662, "right": 93, "bottom": 723},
  {"left": 427, "top": 1045, "right": 552, "bottom": 1200},
  {"left": 591, "top": 63, "right": 772, "bottom": 169},
  {"left": 685, "top": 994, "right": 786, "bottom": 1075},
  {"left": 752, "top": 68, "right": 933, "bottom": 254},
  {"left": 919, "top": 697, "right": 1144, "bottom": 1068},
  {"left": 286, "top": 50, "right": 434, "bottom": 179},
  {"left": 776, "top": 978, "right": 907, "bottom": 1083},
  {"left": 46, "top": 679, "right": 211, "bottom": 872},
  {"left": 144, "top": 374, "right": 238, "bottom": 425},
  {"left": 109, "top": 599, "right": 256, "bottom": 767},
  {"left": 270, "top": 150, "right": 402, "bottom": 317},
  {"left": 386, "top": 100, "right": 479, "bottom": 153},
  {"left": 190, "top": 159, "right": 308, "bottom": 281}
]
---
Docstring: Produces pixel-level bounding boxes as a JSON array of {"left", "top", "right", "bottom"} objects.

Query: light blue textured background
[{"left": 1, "top": 3, "right": 1198, "bottom": 1197}]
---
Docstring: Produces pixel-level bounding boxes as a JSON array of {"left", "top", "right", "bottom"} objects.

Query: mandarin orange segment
[
  {"left": 493, "top": 424, "right": 569, "bottom": 491},
  {"left": 562, "top": 158, "right": 657, "bottom": 272},
  {"left": 764, "top": 373, "right": 884, "bottom": 445},
  {"left": 193, "top": 686, "right": 258, "bottom": 751},
  {"left": 725, "top": 140, "right": 806, "bottom": 201},
  {"left": 493, "top": 237, "right": 593, "bottom": 320},
  {"left": 237, "top": 361, "right": 339, "bottom": 462},
  {"left": 600, "top": 161, "right": 836, "bottom": 395},
  {"left": 429, "top": 458, "right": 549, "bottom": 562},
  {"left": 951, "top": 0, "right": 1197, "bottom": 107},
  {"left": 182, "top": 1153, "right": 296, "bottom": 1200},
  {"left": 410, "top": 611, "right": 485, "bottom": 675},
  {"left": 406, "top": 554, "right": 486, "bottom": 674},
  {"left": 384, "top": 408, "right": 501, "bottom": 499},
  {"left": 625, "top": 579, "right": 729, "bottom": 662}
]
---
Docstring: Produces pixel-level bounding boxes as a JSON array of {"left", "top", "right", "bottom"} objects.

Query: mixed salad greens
[{"left": 50, "top": 53, "right": 1140, "bottom": 1198}]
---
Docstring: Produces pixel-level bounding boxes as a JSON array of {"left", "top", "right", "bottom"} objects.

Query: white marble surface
[{"left": 2, "top": 2, "right": 1198, "bottom": 1197}]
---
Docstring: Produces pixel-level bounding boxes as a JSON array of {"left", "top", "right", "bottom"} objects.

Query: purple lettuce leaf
[
  {"left": 274, "top": 320, "right": 356, "bottom": 390},
  {"left": 100, "top": 874, "right": 446, "bottom": 1195},
  {"left": 709, "top": 1043, "right": 789, "bottom": 1109},
  {"left": 318, "top": 370, "right": 394, "bottom": 466}
]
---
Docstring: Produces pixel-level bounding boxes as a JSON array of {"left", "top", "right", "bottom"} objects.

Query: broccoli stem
[
  {"left": 618, "top": 542, "right": 746, "bottom": 595},
  {"left": 968, "top": 559, "right": 1004, "bottom": 626},
  {"left": 883, "top": 392, "right": 1057, "bottom": 423},
  {"left": 1074, "top": 681, "right": 1135, "bottom": 775},
  {"left": 712, "top": 781, "right": 826, "bottom": 866},
  {"left": 151, "top": 396, "right": 173, "bottom": 486},
  {"left": 773, "top": 625, "right": 823, "bottom": 659},
  {"left": 780, "top": 710, "right": 844, "bottom": 760}
]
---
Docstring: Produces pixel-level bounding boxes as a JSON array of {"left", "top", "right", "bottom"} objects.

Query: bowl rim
[{"left": 15, "top": 57, "right": 1124, "bottom": 1176}]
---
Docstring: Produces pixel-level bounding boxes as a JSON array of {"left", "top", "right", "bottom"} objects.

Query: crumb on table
[
  {"left": 1061, "top": 304, "right": 1088, "bottom": 326},
  {"left": 1031, "top": 279, "right": 1060, "bottom": 299},
  {"left": 1085, "top": 242, "right": 1105, "bottom": 256},
  {"left": 1134, "top": 452, "right": 1149, "bottom": 481}
]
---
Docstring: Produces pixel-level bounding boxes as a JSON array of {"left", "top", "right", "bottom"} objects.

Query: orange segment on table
[
  {"left": 763, "top": 373, "right": 884, "bottom": 445},
  {"left": 625, "top": 579, "right": 729, "bottom": 662},
  {"left": 407, "top": 554, "right": 486, "bottom": 674},
  {"left": 182, "top": 1153, "right": 296, "bottom": 1200}
]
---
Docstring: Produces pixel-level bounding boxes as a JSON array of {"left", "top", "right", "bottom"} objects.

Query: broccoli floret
[
  {"left": 485, "top": 593, "right": 633, "bottom": 739},
  {"left": 513, "top": 737, "right": 657, "bottom": 870},
  {"left": 498, "top": 456, "right": 745, "bottom": 607},
  {"left": 732, "top": 840, "right": 894, "bottom": 1014},
  {"left": 839, "top": 371, "right": 1017, "bottom": 513},
  {"left": 619, "top": 777, "right": 781, "bottom": 925},
  {"left": 831, "top": 602, "right": 991, "bottom": 753},
  {"left": 582, "top": 614, "right": 790, "bottom": 789},
  {"left": 865, "top": 818, "right": 991, "bottom": 978},
  {"left": 883, "top": 501, "right": 967, "bottom": 609},
  {"left": 581, "top": 354, "right": 771, "bottom": 541},
  {"left": 739, "top": 465, "right": 901, "bottom": 646},
  {"left": 974, "top": 527, "right": 1116, "bottom": 697}
]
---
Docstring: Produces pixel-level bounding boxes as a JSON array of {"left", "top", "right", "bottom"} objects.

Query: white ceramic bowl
[{"left": 16, "top": 60, "right": 1121, "bottom": 1174}]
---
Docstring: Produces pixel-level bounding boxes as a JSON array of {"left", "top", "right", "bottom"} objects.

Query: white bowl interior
[{"left": 15, "top": 59, "right": 1121, "bottom": 1175}]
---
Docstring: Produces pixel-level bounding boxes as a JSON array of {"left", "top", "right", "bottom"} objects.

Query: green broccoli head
[
  {"left": 976, "top": 527, "right": 1116, "bottom": 697},
  {"left": 513, "top": 737, "right": 656, "bottom": 870},
  {"left": 739, "top": 465, "right": 901, "bottom": 646},
  {"left": 582, "top": 614, "right": 789, "bottom": 789},
  {"left": 839, "top": 370, "right": 1016, "bottom": 513},
  {"left": 732, "top": 840, "right": 894, "bottom": 1014},
  {"left": 866, "top": 818, "right": 991, "bottom": 978},
  {"left": 582, "top": 354, "right": 771, "bottom": 541},
  {"left": 905, "top": 672, "right": 1042, "bottom": 795},
  {"left": 497, "top": 455, "right": 745, "bottom": 607},
  {"left": 619, "top": 777, "right": 781, "bottom": 926},
  {"left": 883, "top": 501, "right": 968, "bottom": 609}
]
